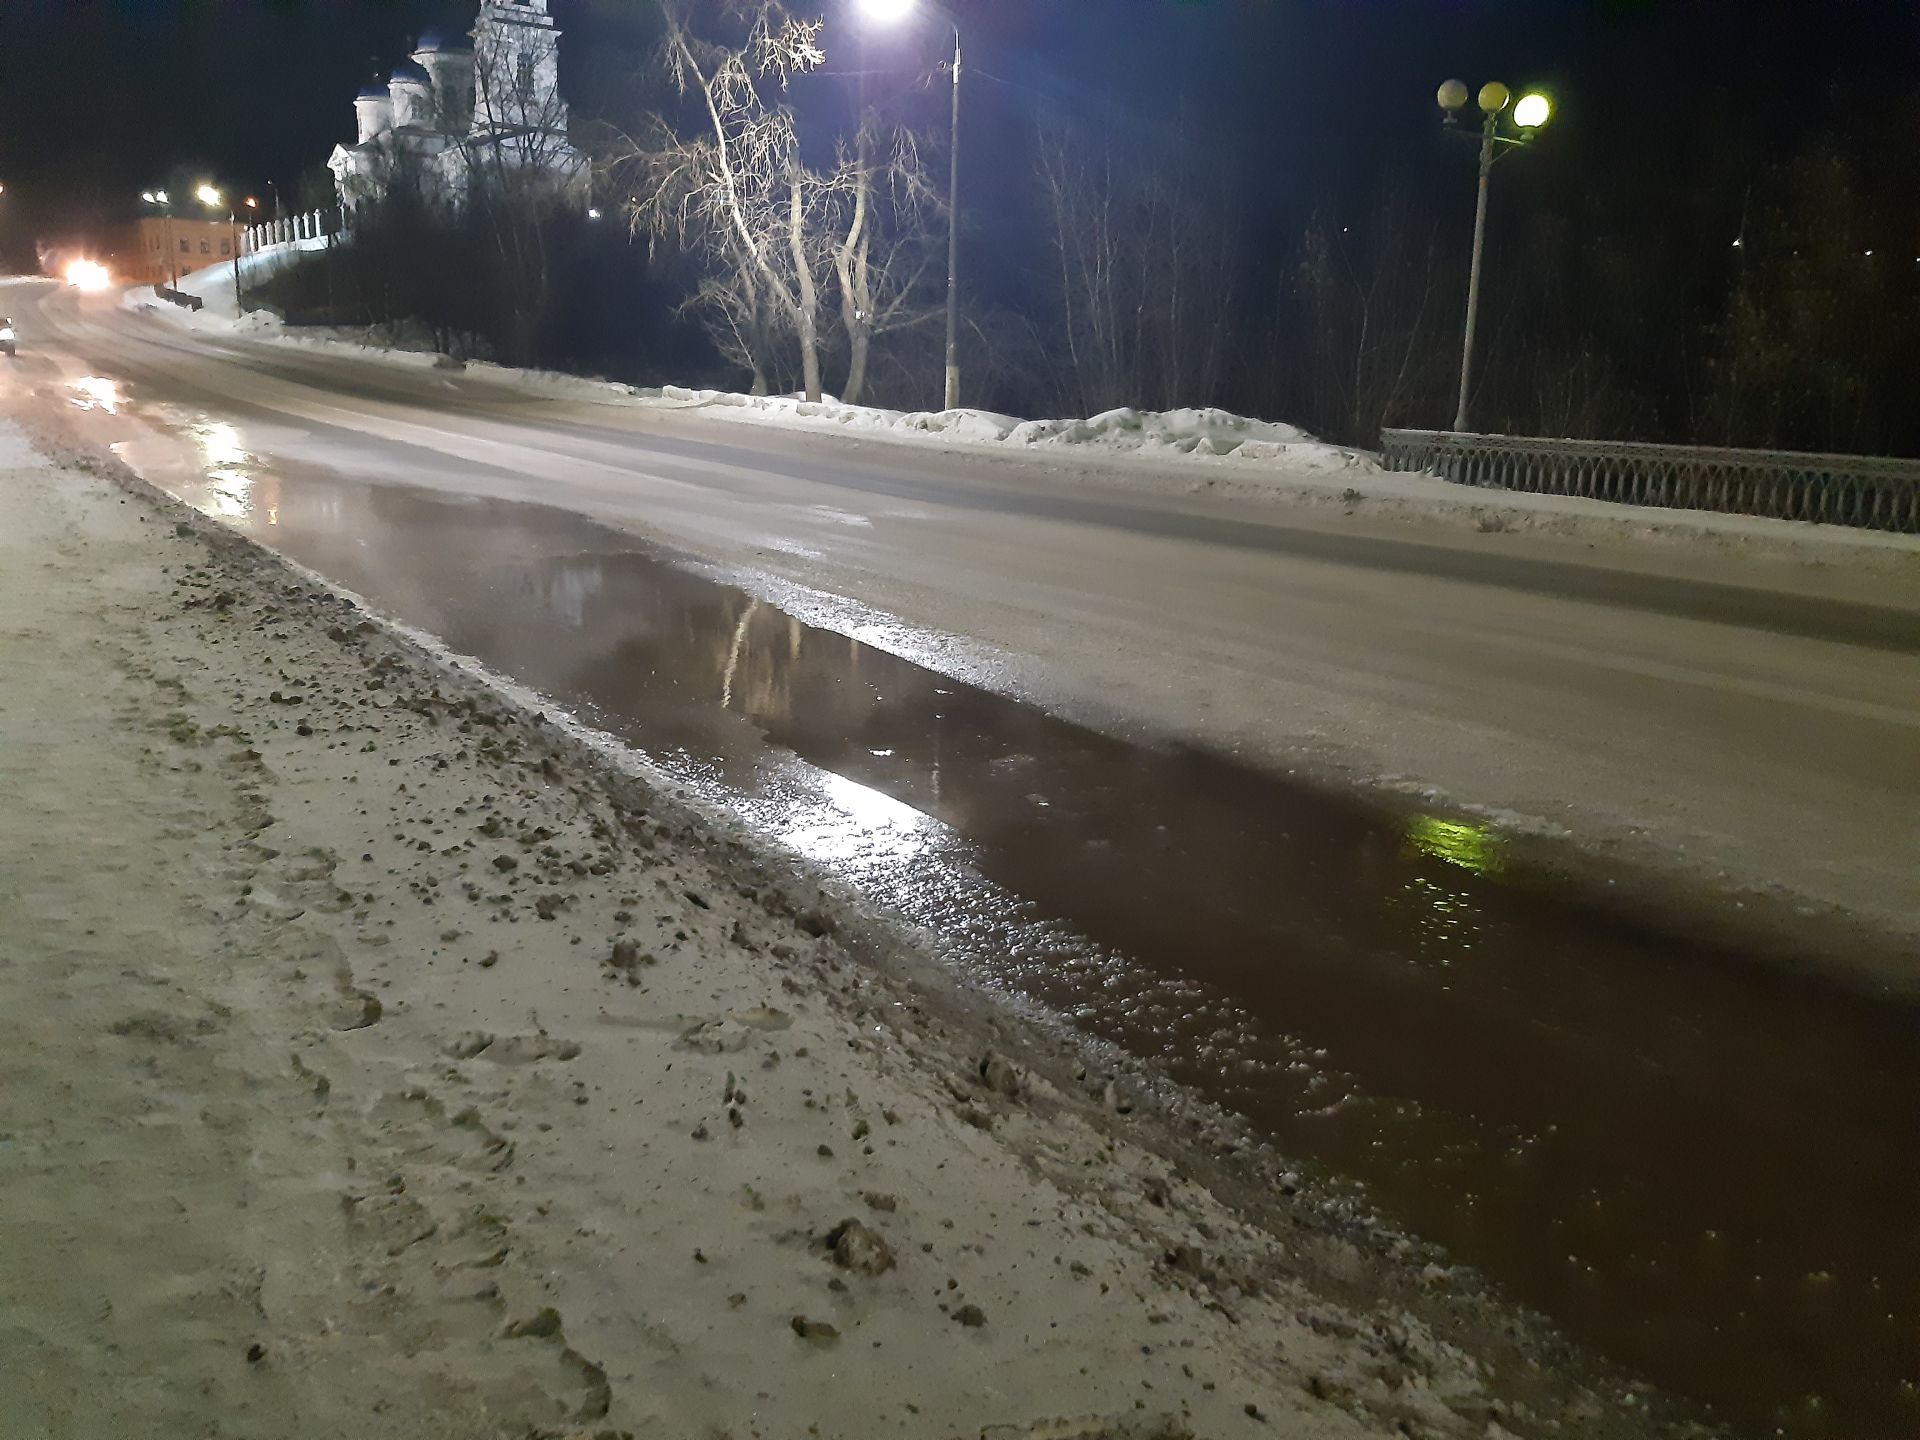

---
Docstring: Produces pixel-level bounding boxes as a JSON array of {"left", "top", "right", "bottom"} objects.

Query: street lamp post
[
  {"left": 141, "top": 189, "right": 178, "bottom": 288},
  {"left": 192, "top": 184, "right": 248, "bottom": 315},
  {"left": 238, "top": 196, "right": 260, "bottom": 313},
  {"left": 857, "top": 0, "right": 963, "bottom": 411},
  {"left": 1437, "top": 80, "right": 1552, "bottom": 433}
]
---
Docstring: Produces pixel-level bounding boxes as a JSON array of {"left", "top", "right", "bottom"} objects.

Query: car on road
[{"left": 0, "top": 318, "right": 15, "bottom": 358}]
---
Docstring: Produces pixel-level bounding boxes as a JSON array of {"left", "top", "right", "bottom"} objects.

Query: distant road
[{"left": 9, "top": 278, "right": 1920, "bottom": 956}]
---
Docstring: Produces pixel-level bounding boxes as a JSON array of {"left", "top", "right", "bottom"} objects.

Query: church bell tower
[{"left": 471, "top": 0, "right": 568, "bottom": 136}]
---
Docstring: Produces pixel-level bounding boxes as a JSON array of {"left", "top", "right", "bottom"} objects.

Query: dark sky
[{"left": 3, "top": 0, "right": 1917, "bottom": 240}]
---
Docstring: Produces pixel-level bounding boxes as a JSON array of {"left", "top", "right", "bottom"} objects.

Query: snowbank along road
[{"left": 5, "top": 275, "right": 1920, "bottom": 1434}]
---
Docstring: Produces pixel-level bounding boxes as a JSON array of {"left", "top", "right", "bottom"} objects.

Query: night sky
[
  {"left": 8, "top": 0, "right": 1920, "bottom": 446},
  {"left": 4, "top": 0, "right": 1917, "bottom": 239}
]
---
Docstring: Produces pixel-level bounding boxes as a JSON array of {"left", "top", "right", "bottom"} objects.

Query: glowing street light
[
  {"left": 858, "top": 0, "right": 964, "bottom": 410},
  {"left": 1436, "top": 79, "right": 1554, "bottom": 432},
  {"left": 196, "top": 183, "right": 224, "bottom": 208}
]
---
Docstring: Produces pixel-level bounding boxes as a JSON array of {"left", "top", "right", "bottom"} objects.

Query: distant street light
[
  {"left": 196, "top": 183, "right": 224, "bottom": 209},
  {"left": 1437, "top": 80, "right": 1553, "bottom": 432},
  {"left": 858, "top": 0, "right": 964, "bottom": 411}
]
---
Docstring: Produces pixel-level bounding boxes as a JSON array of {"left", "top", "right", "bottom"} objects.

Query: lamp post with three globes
[{"left": 1437, "top": 79, "right": 1553, "bottom": 432}]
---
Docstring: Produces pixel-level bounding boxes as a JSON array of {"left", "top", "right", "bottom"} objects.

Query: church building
[{"left": 327, "top": 0, "right": 587, "bottom": 214}]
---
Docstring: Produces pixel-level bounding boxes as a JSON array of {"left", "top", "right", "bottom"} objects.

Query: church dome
[
  {"left": 357, "top": 82, "right": 391, "bottom": 99},
  {"left": 389, "top": 60, "right": 430, "bottom": 86}
]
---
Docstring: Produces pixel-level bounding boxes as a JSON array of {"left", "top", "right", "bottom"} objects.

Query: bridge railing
[{"left": 1379, "top": 429, "right": 1920, "bottom": 534}]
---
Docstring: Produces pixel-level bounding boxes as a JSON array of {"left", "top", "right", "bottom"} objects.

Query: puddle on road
[{"left": 106, "top": 395, "right": 1920, "bottom": 1438}]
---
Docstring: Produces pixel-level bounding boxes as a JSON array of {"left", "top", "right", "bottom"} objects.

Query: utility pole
[
  {"left": 943, "top": 22, "right": 962, "bottom": 411},
  {"left": 857, "top": 0, "right": 966, "bottom": 411}
]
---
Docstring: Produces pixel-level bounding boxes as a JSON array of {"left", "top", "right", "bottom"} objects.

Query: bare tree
[
  {"left": 1694, "top": 145, "right": 1907, "bottom": 453},
  {"left": 688, "top": 247, "right": 782, "bottom": 394},
  {"left": 1034, "top": 116, "right": 1239, "bottom": 416},
  {"left": 1291, "top": 183, "right": 1448, "bottom": 443},
  {"left": 607, "top": 1, "right": 838, "bottom": 400},
  {"left": 831, "top": 116, "right": 940, "bottom": 405}
]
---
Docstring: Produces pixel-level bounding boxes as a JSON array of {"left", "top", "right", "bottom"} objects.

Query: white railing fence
[{"left": 240, "top": 208, "right": 345, "bottom": 256}]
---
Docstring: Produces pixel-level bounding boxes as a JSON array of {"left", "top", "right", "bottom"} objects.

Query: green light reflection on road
[{"left": 1407, "top": 815, "right": 1505, "bottom": 875}]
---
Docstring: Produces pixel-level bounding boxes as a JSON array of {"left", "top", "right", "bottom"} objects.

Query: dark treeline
[{"left": 262, "top": 0, "right": 1920, "bottom": 457}]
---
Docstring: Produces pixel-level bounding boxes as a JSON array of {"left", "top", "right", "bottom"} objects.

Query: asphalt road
[{"left": 9, "top": 279, "right": 1920, "bottom": 959}]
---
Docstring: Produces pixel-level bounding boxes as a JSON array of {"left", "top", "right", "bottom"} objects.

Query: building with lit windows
[{"left": 105, "top": 217, "right": 236, "bottom": 286}]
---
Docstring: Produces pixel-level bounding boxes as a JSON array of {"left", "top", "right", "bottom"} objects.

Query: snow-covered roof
[{"left": 389, "top": 60, "right": 430, "bottom": 85}]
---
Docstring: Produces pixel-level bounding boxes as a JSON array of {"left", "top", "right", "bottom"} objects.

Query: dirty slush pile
[{"left": 0, "top": 420, "right": 1714, "bottom": 1440}]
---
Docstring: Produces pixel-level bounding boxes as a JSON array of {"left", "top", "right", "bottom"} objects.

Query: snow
[
  {"left": 121, "top": 235, "right": 332, "bottom": 331},
  {"left": 633, "top": 386, "right": 1371, "bottom": 473},
  {"left": 117, "top": 241, "right": 1364, "bottom": 478}
]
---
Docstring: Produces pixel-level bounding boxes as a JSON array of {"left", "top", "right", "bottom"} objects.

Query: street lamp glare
[
  {"left": 1437, "top": 79, "right": 1469, "bottom": 113},
  {"left": 1477, "top": 81, "right": 1511, "bottom": 114},
  {"left": 245, "top": 196, "right": 259, "bottom": 209},
  {"left": 196, "top": 183, "right": 223, "bottom": 207},
  {"left": 857, "top": 0, "right": 916, "bottom": 23},
  {"left": 156, "top": 190, "right": 169, "bottom": 204},
  {"left": 1513, "top": 92, "right": 1551, "bottom": 130}
]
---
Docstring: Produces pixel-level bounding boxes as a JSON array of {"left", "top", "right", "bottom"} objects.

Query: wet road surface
[
  {"left": 13, "top": 283, "right": 1920, "bottom": 955},
  {"left": 9, "top": 284, "right": 1920, "bottom": 1435}
]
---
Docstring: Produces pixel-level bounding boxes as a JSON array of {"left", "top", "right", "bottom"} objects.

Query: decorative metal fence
[{"left": 1379, "top": 429, "right": 1920, "bottom": 534}]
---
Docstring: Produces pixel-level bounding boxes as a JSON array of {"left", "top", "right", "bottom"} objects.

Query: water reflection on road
[{"left": 109, "top": 399, "right": 1920, "bottom": 1440}]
